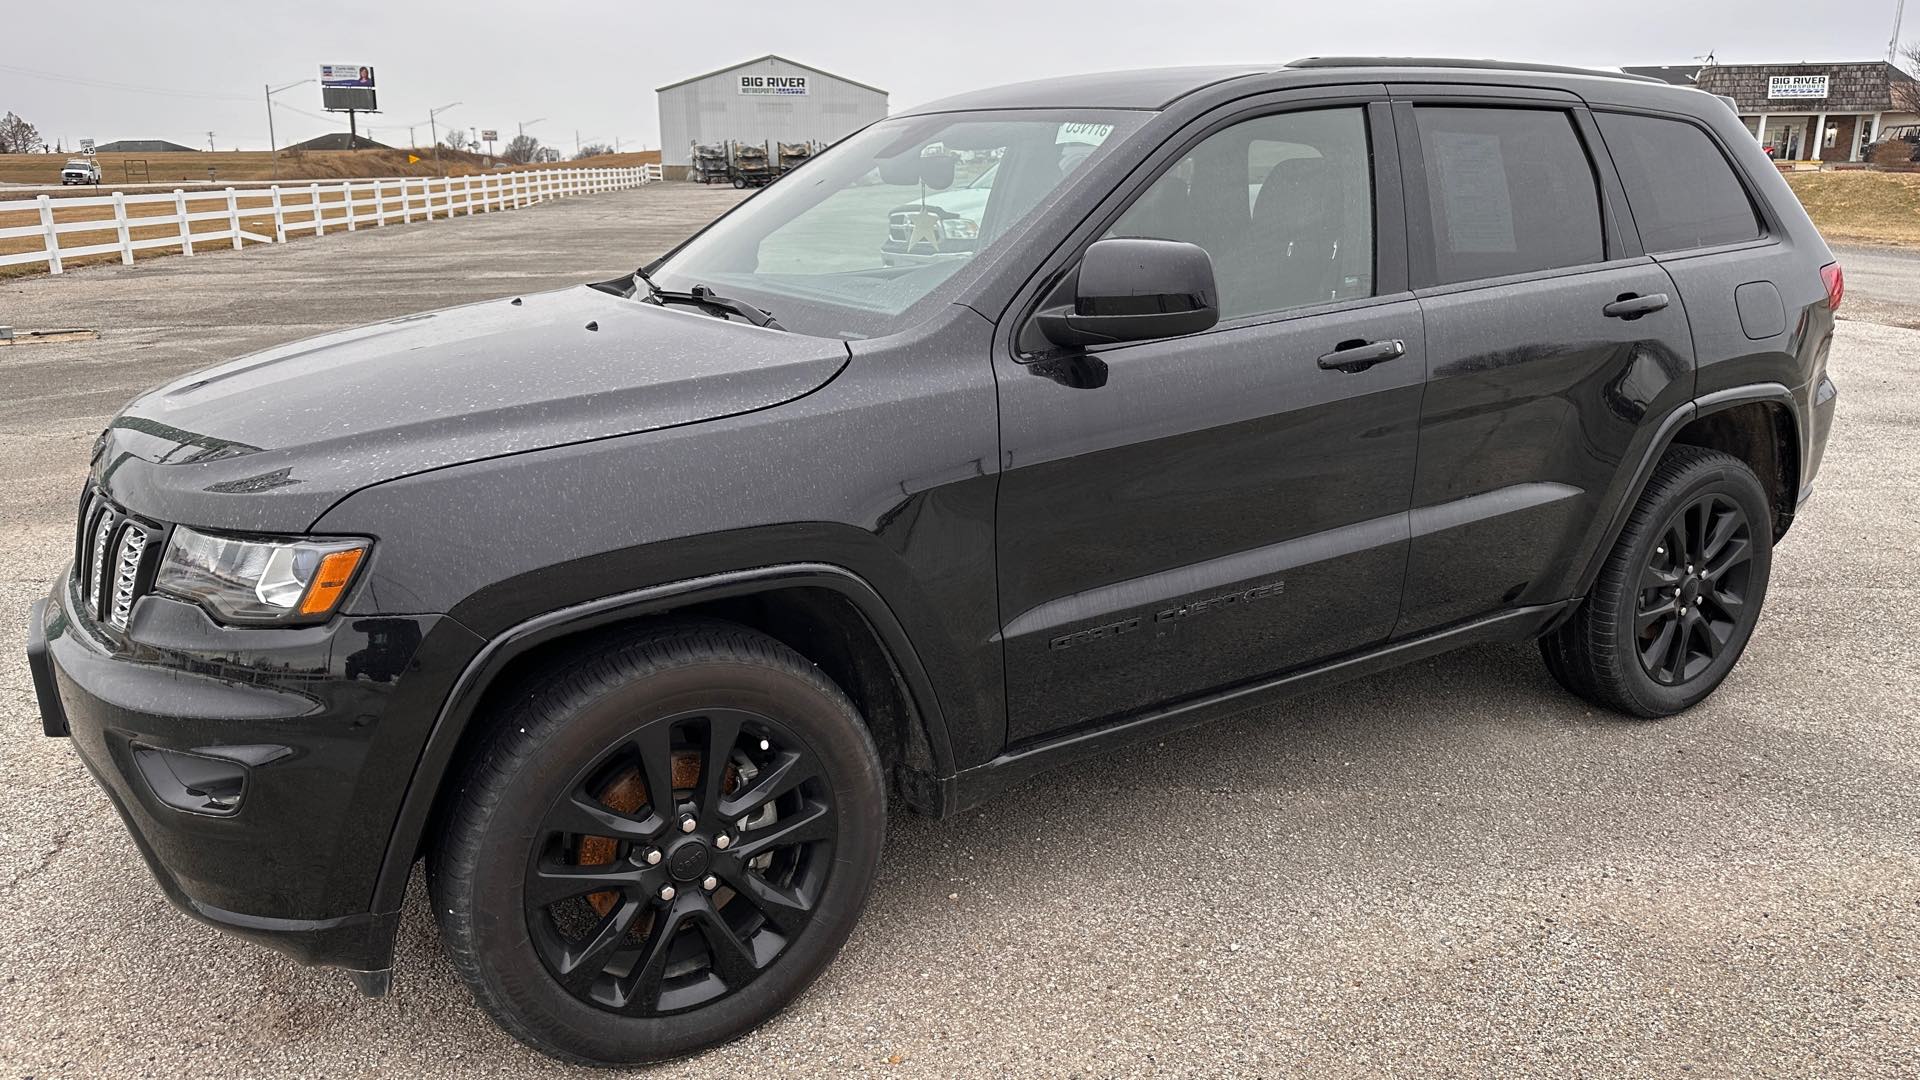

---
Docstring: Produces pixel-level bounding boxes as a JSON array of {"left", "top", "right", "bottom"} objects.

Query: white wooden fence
[{"left": 0, "top": 162, "right": 665, "bottom": 276}]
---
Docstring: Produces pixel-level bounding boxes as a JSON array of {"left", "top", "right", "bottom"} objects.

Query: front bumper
[{"left": 27, "top": 568, "right": 480, "bottom": 974}]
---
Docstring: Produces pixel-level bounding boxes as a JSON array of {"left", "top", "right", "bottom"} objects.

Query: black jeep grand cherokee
[{"left": 26, "top": 58, "right": 1840, "bottom": 1064}]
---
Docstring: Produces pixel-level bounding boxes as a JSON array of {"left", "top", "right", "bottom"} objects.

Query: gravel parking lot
[{"left": 1, "top": 185, "right": 1916, "bottom": 1078}]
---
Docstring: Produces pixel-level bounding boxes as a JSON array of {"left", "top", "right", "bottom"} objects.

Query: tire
[
  {"left": 732, "top": 177, "right": 747, "bottom": 189},
  {"left": 1541, "top": 444, "right": 1773, "bottom": 717},
  {"left": 429, "top": 621, "right": 886, "bottom": 1065}
]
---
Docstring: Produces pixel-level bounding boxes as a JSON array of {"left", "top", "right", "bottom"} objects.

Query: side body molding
[{"left": 368, "top": 562, "right": 958, "bottom": 916}]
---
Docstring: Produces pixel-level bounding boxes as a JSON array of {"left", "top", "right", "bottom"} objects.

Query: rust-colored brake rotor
[{"left": 574, "top": 752, "right": 737, "bottom": 916}]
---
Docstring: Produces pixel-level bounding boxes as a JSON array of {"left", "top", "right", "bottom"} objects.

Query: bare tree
[
  {"left": 0, "top": 111, "right": 44, "bottom": 154},
  {"left": 574, "top": 143, "right": 613, "bottom": 160},
  {"left": 440, "top": 127, "right": 471, "bottom": 152},
  {"left": 1893, "top": 41, "right": 1920, "bottom": 117},
  {"left": 502, "top": 133, "right": 540, "bottom": 164}
]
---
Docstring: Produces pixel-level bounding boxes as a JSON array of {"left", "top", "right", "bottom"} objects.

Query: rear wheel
[
  {"left": 1541, "top": 445, "right": 1773, "bottom": 717},
  {"left": 429, "top": 622, "right": 885, "bottom": 1065}
]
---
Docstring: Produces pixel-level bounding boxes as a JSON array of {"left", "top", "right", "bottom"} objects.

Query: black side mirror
[{"left": 1036, "top": 237, "right": 1219, "bottom": 348}]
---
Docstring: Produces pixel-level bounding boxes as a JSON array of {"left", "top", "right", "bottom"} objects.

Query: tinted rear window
[
  {"left": 1414, "top": 107, "right": 1603, "bottom": 285},
  {"left": 1597, "top": 112, "right": 1762, "bottom": 253}
]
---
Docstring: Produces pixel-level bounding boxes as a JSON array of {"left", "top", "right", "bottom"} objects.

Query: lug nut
[
  {"left": 658, "top": 884, "right": 676, "bottom": 901},
  {"left": 702, "top": 875, "right": 719, "bottom": 892},
  {"left": 714, "top": 833, "right": 732, "bottom": 850},
  {"left": 643, "top": 848, "right": 662, "bottom": 866},
  {"left": 680, "top": 815, "right": 698, "bottom": 834}
]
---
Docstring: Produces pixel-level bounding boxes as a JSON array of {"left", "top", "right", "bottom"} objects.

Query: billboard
[
  {"left": 321, "top": 64, "right": 376, "bottom": 111},
  {"left": 738, "top": 73, "right": 809, "bottom": 96},
  {"left": 1768, "top": 75, "right": 1829, "bottom": 100},
  {"left": 479, "top": 129, "right": 498, "bottom": 142},
  {"left": 320, "top": 64, "right": 375, "bottom": 88}
]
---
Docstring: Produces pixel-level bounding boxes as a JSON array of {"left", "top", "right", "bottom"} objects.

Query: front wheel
[
  {"left": 1541, "top": 445, "right": 1773, "bottom": 717},
  {"left": 429, "top": 622, "right": 886, "bottom": 1065}
]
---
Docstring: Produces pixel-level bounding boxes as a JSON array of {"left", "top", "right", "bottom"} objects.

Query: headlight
[
  {"left": 939, "top": 217, "right": 979, "bottom": 240},
  {"left": 155, "top": 527, "right": 369, "bottom": 625}
]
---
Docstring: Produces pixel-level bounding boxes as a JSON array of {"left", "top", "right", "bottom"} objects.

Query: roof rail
[{"left": 1285, "top": 56, "right": 1667, "bottom": 85}]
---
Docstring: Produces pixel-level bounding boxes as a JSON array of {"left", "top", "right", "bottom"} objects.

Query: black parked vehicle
[{"left": 26, "top": 58, "right": 1840, "bottom": 1065}]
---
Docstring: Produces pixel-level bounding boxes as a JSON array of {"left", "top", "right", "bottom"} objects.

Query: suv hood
[{"left": 95, "top": 286, "right": 849, "bottom": 532}]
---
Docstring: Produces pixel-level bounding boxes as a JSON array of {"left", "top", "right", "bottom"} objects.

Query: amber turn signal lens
[{"left": 299, "top": 548, "right": 366, "bottom": 616}]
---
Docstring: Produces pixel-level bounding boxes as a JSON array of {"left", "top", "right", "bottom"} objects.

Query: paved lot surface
[{"left": 2, "top": 187, "right": 1917, "bottom": 1078}]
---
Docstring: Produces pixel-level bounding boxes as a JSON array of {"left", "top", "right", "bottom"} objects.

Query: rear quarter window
[{"left": 1597, "top": 112, "right": 1762, "bottom": 253}]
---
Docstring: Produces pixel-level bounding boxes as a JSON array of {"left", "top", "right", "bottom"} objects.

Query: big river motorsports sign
[
  {"left": 739, "top": 74, "right": 809, "bottom": 96},
  {"left": 1767, "top": 75, "right": 1829, "bottom": 100}
]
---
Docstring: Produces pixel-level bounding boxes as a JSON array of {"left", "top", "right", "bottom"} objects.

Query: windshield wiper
[{"left": 633, "top": 267, "right": 785, "bottom": 331}]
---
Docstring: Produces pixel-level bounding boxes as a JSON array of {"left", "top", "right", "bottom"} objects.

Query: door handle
[
  {"left": 1602, "top": 292, "right": 1670, "bottom": 320},
  {"left": 1316, "top": 338, "right": 1406, "bottom": 373}
]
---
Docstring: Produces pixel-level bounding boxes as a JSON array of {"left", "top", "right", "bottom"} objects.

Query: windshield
[{"left": 648, "top": 109, "right": 1143, "bottom": 338}]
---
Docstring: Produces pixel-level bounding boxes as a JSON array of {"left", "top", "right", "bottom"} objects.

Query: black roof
[
  {"left": 902, "top": 57, "right": 1672, "bottom": 114},
  {"left": 93, "top": 139, "right": 199, "bottom": 153}
]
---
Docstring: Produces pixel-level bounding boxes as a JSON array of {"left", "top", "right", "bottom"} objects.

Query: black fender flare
[
  {"left": 367, "top": 562, "right": 956, "bottom": 915},
  {"left": 1570, "top": 382, "right": 1800, "bottom": 602}
]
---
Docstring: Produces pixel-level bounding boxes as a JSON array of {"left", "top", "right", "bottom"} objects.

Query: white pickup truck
[{"left": 60, "top": 159, "right": 102, "bottom": 185}]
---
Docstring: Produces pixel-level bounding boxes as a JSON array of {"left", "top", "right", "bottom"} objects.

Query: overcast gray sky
[{"left": 4, "top": 0, "right": 1910, "bottom": 153}]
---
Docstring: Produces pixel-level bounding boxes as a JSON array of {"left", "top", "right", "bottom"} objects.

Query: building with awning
[{"left": 1686, "top": 61, "right": 1919, "bottom": 162}]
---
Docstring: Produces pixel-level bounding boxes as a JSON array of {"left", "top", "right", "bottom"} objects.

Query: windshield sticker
[{"left": 1057, "top": 123, "right": 1115, "bottom": 147}]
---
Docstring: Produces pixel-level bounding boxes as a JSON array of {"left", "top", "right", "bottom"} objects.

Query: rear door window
[
  {"left": 1413, "top": 107, "right": 1604, "bottom": 284},
  {"left": 1596, "top": 112, "right": 1762, "bottom": 253}
]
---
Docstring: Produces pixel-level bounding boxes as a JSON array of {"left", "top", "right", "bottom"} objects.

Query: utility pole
[
  {"left": 264, "top": 78, "right": 314, "bottom": 179},
  {"left": 429, "top": 102, "right": 462, "bottom": 175},
  {"left": 207, "top": 131, "right": 216, "bottom": 152}
]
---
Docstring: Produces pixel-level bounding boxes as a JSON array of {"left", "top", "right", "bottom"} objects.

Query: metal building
[{"left": 656, "top": 55, "right": 888, "bottom": 170}]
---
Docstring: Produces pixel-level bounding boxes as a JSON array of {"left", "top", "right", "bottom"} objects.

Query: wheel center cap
[
  {"left": 1680, "top": 577, "right": 1704, "bottom": 607},
  {"left": 666, "top": 839, "right": 711, "bottom": 882}
]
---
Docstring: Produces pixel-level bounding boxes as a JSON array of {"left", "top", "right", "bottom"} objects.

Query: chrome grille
[
  {"left": 110, "top": 526, "right": 149, "bottom": 629},
  {"left": 74, "top": 488, "right": 158, "bottom": 629}
]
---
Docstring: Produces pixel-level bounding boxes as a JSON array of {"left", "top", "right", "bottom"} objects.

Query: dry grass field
[
  {"left": 0, "top": 147, "right": 661, "bottom": 187},
  {"left": 1786, "top": 169, "right": 1920, "bottom": 247}
]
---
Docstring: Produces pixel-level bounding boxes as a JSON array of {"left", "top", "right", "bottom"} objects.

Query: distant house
[
  {"left": 285, "top": 133, "right": 391, "bottom": 151},
  {"left": 93, "top": 139, "right": 198, "bottom": 153},
  {"left": 1694, "top": 61, "right": 1920, "bottom": 161},
  {"left": 1620, "top": 60, "right": 1920, "bottom": 161}
]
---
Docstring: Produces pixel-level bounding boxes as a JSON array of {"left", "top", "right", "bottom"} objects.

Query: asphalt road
[{"left": 2, "top": 188, "right": 1916, "bottom": 1078}]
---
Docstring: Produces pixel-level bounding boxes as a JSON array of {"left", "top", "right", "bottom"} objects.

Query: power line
[{"left": 0, "top": 61, "right": 254, "bottom": 103}]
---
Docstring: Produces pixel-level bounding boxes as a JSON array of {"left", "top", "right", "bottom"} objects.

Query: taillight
[{"left": 1820, "top": 261, "right": 1844, "bottom": 311}]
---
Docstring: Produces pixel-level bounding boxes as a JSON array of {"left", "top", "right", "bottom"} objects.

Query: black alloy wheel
[
  {"left": 526, "top": 706, "right": 834, "bottom": 1016},
  {"left": 1634, "top": 492, "right": 1755, "bottom": 686},
  {"left": 1540, "top": 444, "right": 1773, "bottom": 717},
  {"left": 430, "top": 622, "right": 885, "bottom": 1065}
]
